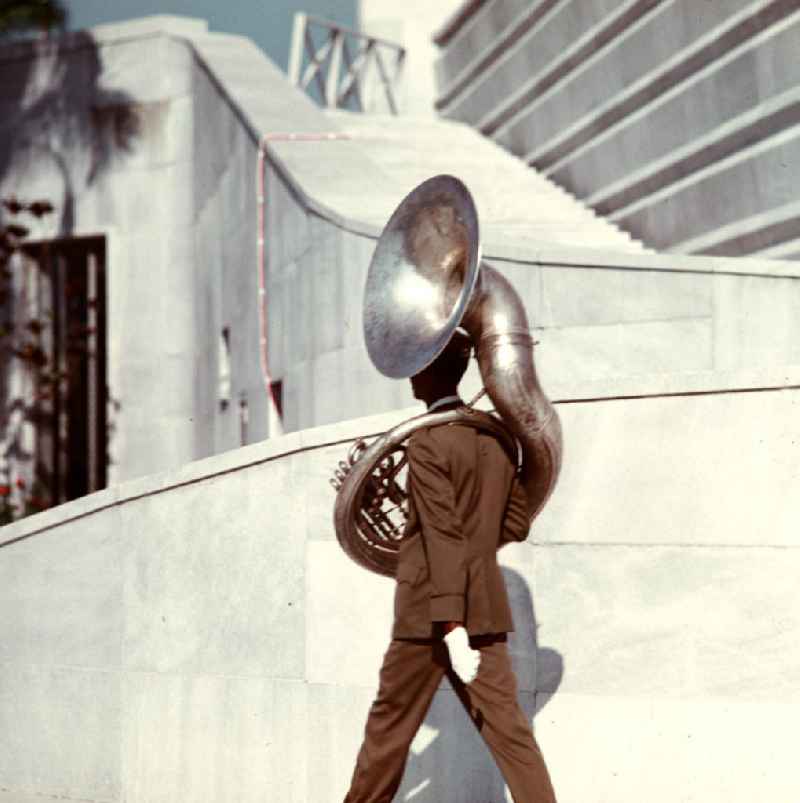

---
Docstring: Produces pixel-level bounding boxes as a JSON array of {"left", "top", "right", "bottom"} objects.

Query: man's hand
[{"left": 443, "top": 625, "right": 480, "bottom": 685}]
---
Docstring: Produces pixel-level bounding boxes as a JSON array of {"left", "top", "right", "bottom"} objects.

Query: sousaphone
[{"left": 331, "top": 175, "right": 562, "bottom": 577}]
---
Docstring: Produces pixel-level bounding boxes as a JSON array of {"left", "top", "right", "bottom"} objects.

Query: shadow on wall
[
  {"left": 0, "top": 29, "right": 140, "bottom": 237},
  {"left": 0, "top": 30, "right": 139, "bottom": 518},
  {"left": 395, "top": 566, "right": 563, "bottom": 802}
]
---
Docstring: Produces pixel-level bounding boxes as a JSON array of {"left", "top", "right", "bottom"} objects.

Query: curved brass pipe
[{"left": 462, "top": 263, "right": 562, "bottom": 522}]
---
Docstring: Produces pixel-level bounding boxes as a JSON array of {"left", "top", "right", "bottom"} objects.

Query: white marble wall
[{"left": 0, "top": 374, "right": 798, "bottom": 802}]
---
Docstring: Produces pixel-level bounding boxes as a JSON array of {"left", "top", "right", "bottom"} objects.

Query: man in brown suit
[{"left": 343, "top": 333, "right": 557, "bottom": 803}]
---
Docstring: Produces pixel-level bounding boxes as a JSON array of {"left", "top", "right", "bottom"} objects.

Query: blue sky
[{"left": 64, "top": 0, "right": 357, "bottom": 73}]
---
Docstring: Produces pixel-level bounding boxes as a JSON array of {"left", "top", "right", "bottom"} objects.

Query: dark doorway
[{"left": 16, "top": 236, "right": 108, "bottom": 507}]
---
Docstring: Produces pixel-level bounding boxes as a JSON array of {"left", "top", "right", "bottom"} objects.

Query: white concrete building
[{"left": 0, "top": 13, "right": 799, "bottom": 803}]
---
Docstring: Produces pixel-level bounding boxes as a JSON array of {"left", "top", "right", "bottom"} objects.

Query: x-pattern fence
[{"left": 288, "top": 13, "right": 406, "bottom": 114}]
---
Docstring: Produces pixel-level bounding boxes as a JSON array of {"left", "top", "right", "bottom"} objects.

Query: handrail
[{"left": 288, "top": 12, "right": 406, "bottom": 114}]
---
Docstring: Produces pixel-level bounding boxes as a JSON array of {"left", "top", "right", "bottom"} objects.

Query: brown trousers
[{"left": 344, "top": 635, "right": 556, "bottom": 803}]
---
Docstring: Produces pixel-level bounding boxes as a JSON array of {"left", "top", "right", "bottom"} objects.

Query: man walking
[{"left": 343, "top": 332, "right": 557, "bottom": 803}]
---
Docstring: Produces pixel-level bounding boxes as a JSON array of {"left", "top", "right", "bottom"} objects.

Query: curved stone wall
[
  {"left": 1, "top": 369, "right": 798, "bottom": 802},
  {"left": 435, "top": 0, "right": 800, "bottom": 258}
]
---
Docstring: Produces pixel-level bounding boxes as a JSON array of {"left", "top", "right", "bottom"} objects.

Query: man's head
[{"left": 410, "top": 330, "right": 472, "bottom": 405}]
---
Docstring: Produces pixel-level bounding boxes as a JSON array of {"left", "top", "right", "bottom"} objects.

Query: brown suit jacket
[{"left": 392, "top": 410, "right": 531, "bottom": 639}]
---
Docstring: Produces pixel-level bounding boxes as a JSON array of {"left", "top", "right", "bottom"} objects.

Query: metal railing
[{"left": 287, "top": 13, "right": 406, "bottom": 114}]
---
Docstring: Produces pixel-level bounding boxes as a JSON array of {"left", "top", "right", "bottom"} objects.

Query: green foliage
[{"left": 0, "top": 197, "right": 56, "bottom": 522}]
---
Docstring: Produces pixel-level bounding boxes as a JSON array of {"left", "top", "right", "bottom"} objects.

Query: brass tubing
[{"left": 462, "top": 263, "right": 562, "bottom": 521}]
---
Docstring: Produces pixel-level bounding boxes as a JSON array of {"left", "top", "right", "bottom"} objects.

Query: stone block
[
  {"left": 309, "top": 226, "right": 344, "bottom": 358},
  {"left": 298, "top": 360, "right": 417, "bottom": 439},
  {"left": 124, "top": 226, "right": 196, "bottom": 353},
  {"left": 114, "top": 414, "right": 196, "bottom": 480},
  {"left": 121, "top": 672, "right": 272, "bottom": 803},
  {"left": 97, "top": 34, "right": 192, "bottom": 103},
  {"left": 307, "top": 346, "right": 397, "bottom": 428},
  {"left": 537, "top": 389, "right": 800, "bottom": 548},
  {"left": 265, "top": 168, "right": 311, "bottom": 272},
  {"left": 712, "top": 272, "right": 800, "bottom": 369},
  {"left": 293, "top": 444, "right": 348, "bottom": 543},
  {"left": 268, "top": 680, "right": 310, "bottom": 803},
  {"left": 0, "top": 664, "right": 121, "bottom": 801},
  {"left": 535, "top": 318, "right": 713, "bottom": 384},
  {"left": 532, "top": 543, "right": 800, "bottom": 699},
  {"left": 537, "top": 263, "right": 712, "bottom": 327},
  {"left": 158, "top": 159, "right": 196, "bottom": 226},
  {"left": 116, "top": 355, "right": 192, "bottom": 424},
  {"left": 220, "top": 130, "right": 257, "bottom": 227},
  {"left": 121, "top": 459, "right": 305, "bottom": 678},
  {"left": 95, "top": 163, "right": 176, "bottom": 229},
  {"left": 306, "top": 541, "right": 394, "bottom": 687},
  {"left": 0, "top": 508, "right": 123, "bottom": 667},
  {"left": 286, "top": 254, "right": 311, "bottom": 364},
  {"left": 339, "top": 231, "right": 375, "bottom": 346},
  {"left": 536, "top": 692, "right": 798, "bottom": 803}
]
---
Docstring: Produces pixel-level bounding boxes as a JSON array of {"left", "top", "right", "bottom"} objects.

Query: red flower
[
  {"left": 0, "top": 485, "right": 10, "bottom": 497},
  {"left": 16, "top": 478, "right": 26, "bottom": 490}
]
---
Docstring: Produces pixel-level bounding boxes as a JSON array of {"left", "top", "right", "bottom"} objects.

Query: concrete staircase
[
  {"left": 325, "top": 109, "right": 650, "bottom": 253},
  {"left": 186, "top": 23, "right": 647, "bottom": 256}
]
